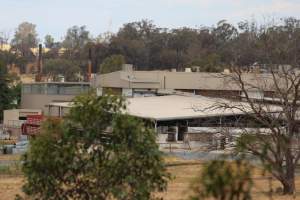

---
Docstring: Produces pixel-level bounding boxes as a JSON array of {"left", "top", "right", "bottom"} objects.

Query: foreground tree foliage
[
  {"left": 21, "top": 93, "right": 169, "bottom": 200},
  {"left": 192, "top": 160, "right": 253, "bottom": 200}
]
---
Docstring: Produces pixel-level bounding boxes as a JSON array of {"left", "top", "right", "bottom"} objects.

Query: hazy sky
[{"left": 1, "top": 0, "right": 300, "bottom": 41}]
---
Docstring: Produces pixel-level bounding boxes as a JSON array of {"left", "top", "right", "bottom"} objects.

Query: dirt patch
[{"left": 0, "top": 176, "right": 24, "bottom": 200}]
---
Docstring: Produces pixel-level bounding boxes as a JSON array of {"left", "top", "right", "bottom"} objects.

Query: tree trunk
[
  {"left": 282, "top": 148, "right": 295, "bottom": 195},
  {"left": 282, "top": 179, "right": 295, "bottom": 195}
]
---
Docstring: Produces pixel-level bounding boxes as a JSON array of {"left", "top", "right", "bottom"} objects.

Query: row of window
[{"left": 22, "top": 84, "right": 90, "bottom": 95}]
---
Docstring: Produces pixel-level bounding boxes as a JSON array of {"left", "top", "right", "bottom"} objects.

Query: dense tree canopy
[
  {"left": 11, "top": 22, "right": 38, "bottom": 58},
  {"left": 44, "top": 34, "right": 55, "bottom": 48},
  {"left": 43, "top": 58, "right": 82, "bottom": 81},
  {"left": 90, "top": 17, "right": 300, "bottom": 73},
  {"left": 1, "top": 17, "right": 300, "bottom": 78},
  {"left": 99, "top": 54, "right": 125, "bottom": 74},
  {"left": 22, "top": 93, "right": 170, "bottom": 199},
  {"left": 62, "top": 25, "right": 91, "bottom": 54}
]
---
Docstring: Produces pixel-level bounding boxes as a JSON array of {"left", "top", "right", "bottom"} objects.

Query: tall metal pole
[
  {"left": 35, "top": 44, "right": 43, "bottom": 82},
  {"left": 88, "top": 48, "right": 92, "bottom": 81}
]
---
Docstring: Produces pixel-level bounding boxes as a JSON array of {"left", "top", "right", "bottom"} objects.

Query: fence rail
[{"left": 4, "top": 120, "right": 25, "bottom": 128}]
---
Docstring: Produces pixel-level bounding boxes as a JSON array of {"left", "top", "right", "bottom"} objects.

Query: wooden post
[
  {"left": 268, "top": 176, "right": 273, "bottom": 200},
  {"left": 88, "top": 48, "right": 92, "bottom": 81}
]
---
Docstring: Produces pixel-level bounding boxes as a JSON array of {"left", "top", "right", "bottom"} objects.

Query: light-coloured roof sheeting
[
  {"left": 126, "top": 95, "right": 269, "bottom": 121},
  {"left": 47, "top": 95, "right": 280, "bottom": 121},
  {"left": 46, "top": 102, "right": 74, "bottom": 108}
]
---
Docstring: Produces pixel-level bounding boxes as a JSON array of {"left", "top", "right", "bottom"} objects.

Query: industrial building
[
  {"left": 47, "top": 94, "right": 279, "bottom": 150},
  {"left": 2, "top": 64, "right": 281, "bottom": 151},
  {"left": 92, "top": 65, "right": 275, "bottom": 99},
  {"left": 19, "top": 65, "right": 276, "bottom": 117}
]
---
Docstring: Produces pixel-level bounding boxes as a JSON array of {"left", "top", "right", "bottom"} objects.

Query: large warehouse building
[{"left": 46, "top": 94, "right": 279, "bottom": 147}]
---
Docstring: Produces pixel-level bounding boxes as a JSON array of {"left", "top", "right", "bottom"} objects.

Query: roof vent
[
  {"left": 185, "top": 68, "right": 192, "bottom": 72},
  {"left": 122, "top": 64, "right": 133, "bottom": 72}
]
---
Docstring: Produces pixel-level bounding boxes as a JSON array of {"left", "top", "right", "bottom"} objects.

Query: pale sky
[{"left": 1, "top": 0, "right": 300, "bottom": 41}]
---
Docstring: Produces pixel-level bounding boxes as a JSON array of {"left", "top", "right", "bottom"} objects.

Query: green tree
[
  {"left": 62, "top": 25, "right": 91, "bottom": 50},
  {"left": 44, "top": 34, "right": 55, "bottom": 48},
  {"left": 0, "top": 62, "right": 17, "bottom": 120},
  {"left": 21, "top": 93, "right": 169, "bottom": 200},
  {"left": 169, "top": 28, "right": 198, "bottom": 70},
  {"left": 189, "top": 53, "right": 223, "bottom": 72},
  {"left": 43, "top": 58, "right": 82, "bottom": 81},
  {"left": 0, "top": 50, "right": 18, "bottom": 66},
  {"left": 192, "top": 160, "right": 253, "bottom": 200},
  {"left": 99, "top": 54, "right": 125, "bottom": 74},
  {"left": 109, "top": 20, "right": 157, "bottom": 69},
  {"left": 11, "top": 22, "right": 38, "bottom": 58}
]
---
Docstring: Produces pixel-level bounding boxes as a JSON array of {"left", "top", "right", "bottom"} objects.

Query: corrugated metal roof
[
  {"left": 47, "top": 95, "right": 280, "bottom": 121},
  {"left": 126, "top": 95, "right": 279, "bottom": 121}
]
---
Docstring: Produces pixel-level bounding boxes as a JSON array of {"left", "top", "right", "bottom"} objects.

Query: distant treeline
[{"left": 1, "top": 17, "right": 300, "bottom": 78}]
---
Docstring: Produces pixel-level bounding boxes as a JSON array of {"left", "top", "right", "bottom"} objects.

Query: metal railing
[{"left": 5, "top": 120, "right": 25, "bottom": 128}]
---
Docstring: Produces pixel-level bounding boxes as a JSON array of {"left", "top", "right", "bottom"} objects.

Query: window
[
  {"left": 22, "top": 83, "right": 90, "bottom": 95},
  {"left": 47, "top": 84, "right": 59, "bottom": 94},
  {"left": 22, "top": 85, "right": 31, "bottom": 94},
  {"left": 58, "top": 85, "right": 82, "bottom": 95},
  {"left": 31, "top": 84, "right": 44, "bottom": 94}
]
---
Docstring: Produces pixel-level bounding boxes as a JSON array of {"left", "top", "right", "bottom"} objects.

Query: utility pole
[
  {"left": 87, "top": 47, "right": 92, "bottom": 81},
  {"left": 35, "top": 44, "right": 43, "bottom": 82}
]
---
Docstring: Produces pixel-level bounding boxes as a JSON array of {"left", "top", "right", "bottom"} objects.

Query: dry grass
[
  {"left": 0, "top": 176, "right": 24, "bottom": 200},
  {"left": 157, "top": 157, "right": 300, "bottom": 200},
  {"left": 0, "top": 154, "right": 21, "bottom": 161},
  {"left": 1, "top": 155, "right": 300, "bottom": 199}
]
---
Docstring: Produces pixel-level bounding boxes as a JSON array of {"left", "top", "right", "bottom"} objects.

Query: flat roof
[
  {"left": 23, "top": 82, "right": 90, "bottom": 85},
  {"left": 46, "top": 102, "right": 74, "bottom": 108},
  {"left": 4, "top": 109, "right": 42, "bottom": 112}
]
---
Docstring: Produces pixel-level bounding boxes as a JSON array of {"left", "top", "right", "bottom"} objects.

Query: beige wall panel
[{"left": 21, "top": 94, "right": 75, "bottom": 114}]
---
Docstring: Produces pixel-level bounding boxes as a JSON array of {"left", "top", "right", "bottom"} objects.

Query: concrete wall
[
  {"left": 3, "top": 110, "right": 19, "bottom": 125},
  {"left": 94, "top": 71, "right": 127, "bottom": 88},
  {"left": 21, "top": 94, "right": 75, "bottom": 115},
  {"left": 95, "top": 70, "right": 276, "bottom": 92}
]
